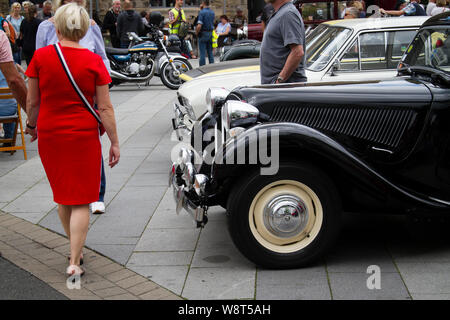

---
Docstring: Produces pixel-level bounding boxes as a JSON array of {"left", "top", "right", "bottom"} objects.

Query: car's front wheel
[{"left": 227, "top": 162, "right": 341, "bottom": 269}]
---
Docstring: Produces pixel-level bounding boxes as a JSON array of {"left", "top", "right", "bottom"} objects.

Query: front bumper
[
  {"left": 169, "top": 148, "right": 208, "bottom": 228},
  {"left": 172, "top": 100, "right": 197, "bottom": 142}
]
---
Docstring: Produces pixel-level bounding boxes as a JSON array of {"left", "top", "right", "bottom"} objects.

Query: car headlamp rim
[
  {"left": 222, "top": 100, "right": 260, "bottom": 131},
  {"left": 206, "top": 87, "right": 230, "bottom": 114}
]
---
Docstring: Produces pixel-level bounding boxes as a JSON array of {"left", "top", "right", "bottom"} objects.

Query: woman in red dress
[{"left": 25, "top": 3, "right": 120, "bottom": 277}]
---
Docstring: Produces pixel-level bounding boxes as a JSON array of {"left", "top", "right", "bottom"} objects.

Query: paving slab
[
  {"left": 328, "top": 272, "right": 411, "bottom": 300},
  {"left": 182, "top": 267, "right": 256, "bottom": 300}
]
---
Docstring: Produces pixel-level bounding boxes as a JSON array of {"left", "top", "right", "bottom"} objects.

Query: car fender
[{"left": 211, "top": 122, "right": 450, "bottom": 210}]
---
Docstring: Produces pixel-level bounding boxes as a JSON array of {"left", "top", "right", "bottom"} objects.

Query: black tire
[
  {"left": 160, "top": 58, "right": 193, "bottom": 90},
  {"left": 227, "top": 162, "right": 341, "bottom": 269}
]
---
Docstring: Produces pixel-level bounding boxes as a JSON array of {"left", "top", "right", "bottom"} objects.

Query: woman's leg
[
  {"left": 58, "top": 204, "right": 72, "bottom": 240},
  {"left": 69, "top": 205, "right": 90, "bottom": 266}
]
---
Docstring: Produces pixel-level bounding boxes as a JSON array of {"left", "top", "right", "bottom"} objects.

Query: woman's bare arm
[{"left": 96, "top": 84, "right": 120, "bottom": 167}]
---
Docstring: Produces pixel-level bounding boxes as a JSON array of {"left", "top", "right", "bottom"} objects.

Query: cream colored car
[{"left": 173, "top": 16, "right": 428, "bottom": 135}]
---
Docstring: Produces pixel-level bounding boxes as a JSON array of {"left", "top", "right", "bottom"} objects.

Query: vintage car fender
[{"left": 210, "top": 122, "right": 450, "bottom": 212}]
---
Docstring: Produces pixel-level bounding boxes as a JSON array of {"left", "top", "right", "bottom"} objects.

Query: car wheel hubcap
[
  {"left": 263, "top": 195, "right": 309, "bottom": 238},
  {"left": 249, "top": 180, "right": 323, "bottom": 253}
]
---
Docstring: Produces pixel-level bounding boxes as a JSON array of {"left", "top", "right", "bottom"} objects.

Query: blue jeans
[
  {"left": 198, "top": 31, "right": 214, "bottom": 66},
  {"left": 12, "top": 49, "right": 21, "bottom": 66},
  {"left": 99, "top": 158, "right": 105, "bottom": 202},
  {"left": 0, "top": 103, "right": 17, "bottom": 139}
]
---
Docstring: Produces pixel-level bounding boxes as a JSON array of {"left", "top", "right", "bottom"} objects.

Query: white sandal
[{"left": 66, "top": 264, "right": 85, "bottom": 277}]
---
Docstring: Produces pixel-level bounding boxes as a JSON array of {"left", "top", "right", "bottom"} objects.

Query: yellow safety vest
[
  {"left": 169, "top": 8, "right": 186, "bottom": 35},
  {"left": 212, "top": 30, "right": 218, "bottom": 48}
]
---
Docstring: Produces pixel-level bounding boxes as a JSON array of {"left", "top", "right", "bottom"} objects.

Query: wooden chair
[{"left": 0, "top": 87, "right": 27, "bottom": 160}]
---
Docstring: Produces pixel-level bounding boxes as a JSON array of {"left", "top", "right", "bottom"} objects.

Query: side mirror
[{"left": 330, "top": 59, "right": 341, "bottom": 76}]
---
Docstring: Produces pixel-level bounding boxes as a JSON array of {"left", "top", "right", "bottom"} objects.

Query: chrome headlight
[
  {"left": 221, "top": 101, "right": 259, "bottom": 131},
  {"left": 206, "top": 87, "right": 230, "bottom": 114}
]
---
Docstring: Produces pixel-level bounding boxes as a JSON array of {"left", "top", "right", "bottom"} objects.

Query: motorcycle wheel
[
  {"left": 109, "top": 79, "right": 122, "bottom": 89},
  {"left": 160, "top": 58, "right": 192, "bottom": 90}
]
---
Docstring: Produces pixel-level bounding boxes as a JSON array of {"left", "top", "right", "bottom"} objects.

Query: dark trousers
[
  {"left": 99, "top": 158, "right": 105, "bottom": 202},
  {"left": 198, "top": 31, "right": 214, "bottom": 66}
]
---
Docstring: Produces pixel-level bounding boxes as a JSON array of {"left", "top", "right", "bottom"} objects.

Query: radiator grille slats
[{"left": 269, "top": 106, "right": 415, "bottom": 149}]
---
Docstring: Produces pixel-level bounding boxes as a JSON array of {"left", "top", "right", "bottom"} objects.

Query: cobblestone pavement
[{"left": 1, "top": 75, "right": 450, "bottom": 300}]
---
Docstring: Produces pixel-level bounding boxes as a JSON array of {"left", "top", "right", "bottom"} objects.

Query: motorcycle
[{"left": 106, "top": 12, "right": 192, "bottom": 90}]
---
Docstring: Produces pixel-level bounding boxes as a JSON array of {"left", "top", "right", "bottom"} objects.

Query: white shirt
[
  {"left": 427, "top": 2, "right": 437, "bottom": 15},
  {"left": 431, "top": 6, "right": 450, "bottom": 16}
]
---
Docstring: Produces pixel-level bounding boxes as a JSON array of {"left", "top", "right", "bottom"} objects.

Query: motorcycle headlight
[
  {"left": 206, "top": 87, "right": 230, "bottom": 114},
  {"left": 158, "top": 30, "right": 164, "bottom": 38},
  {"left": 221, "top": 101, "right": 259, "bottom": 131}
]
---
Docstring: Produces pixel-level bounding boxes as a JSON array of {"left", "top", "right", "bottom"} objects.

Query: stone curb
[{"left": 0, "top": 210, "right": 183, "bottom": 300}]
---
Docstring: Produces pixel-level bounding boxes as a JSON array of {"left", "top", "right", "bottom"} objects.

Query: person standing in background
[
  {"left": 260, "top": 0, "right": 306, "bottom": 84},
  {"left": 427, "top": 0, "right": 437, "bottom": 15},
  {"left": 116, "top": 0, "right": 144, "bottom": 48},
  {"left": 196, "top": 0, "right": 214, "bottom": 66},
  {"left": 232, "top": 6, "right": 247, "bottom": 29},
  {"left": 430, "top": 0, "right": 449, "bottom": 15},
  {"left": 19, "top": 4, "right": 41, "bottom": 65},
  {"left": 22, "top": 1, "right": 33, "bottom": 16},
  {"left": 6, "top": 2, "right": 24, "bottom": 65},
  {"left": 169, "top": 0, "right": 186, "bottom": 35},
  {"left": 102, "top": 0, "right": 121, "bottom": 48},
  {"left": 169, "top": 0, "right": 196, "bottom": 58},
  {"left": 37, "top": 1, "right": 53, "bottom": 20}
]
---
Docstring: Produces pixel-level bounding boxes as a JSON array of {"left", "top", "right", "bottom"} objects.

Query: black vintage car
[{"left": 169, "top": 13, "right": 450, "bottom": 268}]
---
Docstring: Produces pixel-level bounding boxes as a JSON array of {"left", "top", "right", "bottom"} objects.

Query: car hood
[
  {"left": 233, "top": 78, "right": 432, "bottom": 114},
  {"left": 180, "top": 58, "right": 260, "bottom": 81}
]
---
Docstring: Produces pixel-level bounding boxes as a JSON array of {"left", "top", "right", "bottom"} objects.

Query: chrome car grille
[{"left": 270, "top": 106, "right": 416, "bottom": 148}]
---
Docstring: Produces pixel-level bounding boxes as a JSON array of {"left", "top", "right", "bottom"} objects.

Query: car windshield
[
  {"left": 305, "top": 24, "right": 352, "bottom": 72},
  {"left": 402, "top": 26, "right": 450, "bottom": 74}
]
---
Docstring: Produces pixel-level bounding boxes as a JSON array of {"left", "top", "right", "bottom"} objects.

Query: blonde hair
[
  {"left": 54, "top": 3, "right": 89, "bottom": 41},
  {"left": 22, "top": 1, "right": 33, "bottom": 9},
  {"left": 10, "top": 2, "right": 21, "bottom": 12},
  {"left": 436, "top": 0, "right": 447, "bottom": 6},
  {"left": 54, "top": 0, "right": 86, "bottom": 10}
]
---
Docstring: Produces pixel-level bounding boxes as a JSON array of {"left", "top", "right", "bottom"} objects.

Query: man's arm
[
  {"left": 380, "top": 8, "right": 404, "bottom": 15},
  {"left": 168, "top": 10, "right": 177, "bottom": 25},
  {"left": 196, "top": 11, "right": 203, "bottom": 36},
  {"left": 277, "top": 44, "right": 304, "bottom": 83},
  {"left": 0, "top": 62, "right": 27, "bottom": 110},
  {"left": 196, "top": 22, "right": 202, "bottom": 35}
]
